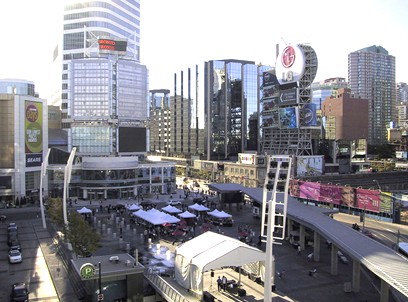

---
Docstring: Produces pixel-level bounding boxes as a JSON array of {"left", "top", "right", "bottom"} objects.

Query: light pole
[
  {"left": 373, "top": 179, "right": 381, "bottom": 190},
  {"left": 39, "top": 149, "right": 51, "bottom": 229},
  {"left": 63, "top": 147, "right": 77, "bottom": 226}
]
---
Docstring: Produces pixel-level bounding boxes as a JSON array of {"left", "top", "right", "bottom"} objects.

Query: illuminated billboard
[
  {"left": 25, "top": 101, "right": 43, "bottom": 167},
  {"left": 262, "top": 71, "right": 279, "bottom": 86},
  {"left": 275, "top": 45, "right": 306, "bottom": 85},
  {"left": 118, "top": 127, "right": 147, "bottom": 152},
  {"left": 279, "top": 107, "right": 298, "bottom": 129},
  {"left": 98, "top": 38, "right": 127, "bottom": 55}
]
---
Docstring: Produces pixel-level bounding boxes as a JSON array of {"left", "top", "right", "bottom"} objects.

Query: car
[
  {"left": 9, "top": 249, "right": 22, "bottom": 264},
  {"left": 8, "top": 222, "right": 18, "bottom": 230},
  {"left": 0, "top": 214, "right": 6, "bottom": 221},
  {"left": 9, "top": 240, "right": 21, "bottom": 251},
  {"left": 167, "top": 200, "right": 182, "bottom": 206},
  {"left": 10, "top": 282, "right": 29, "bottom": 301}
]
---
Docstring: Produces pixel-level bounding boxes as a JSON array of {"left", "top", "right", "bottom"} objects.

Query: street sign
[{"left": 97, "top": 293, "right": 104, "bottom": 301}]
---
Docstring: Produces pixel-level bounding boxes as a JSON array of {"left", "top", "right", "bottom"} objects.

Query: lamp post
[
  {"left": 373, "top": 179, "right": 381, "bottom": 190},
  {"left": 63, "top": 147, "right": 77, "bottom": 226},
  {"left": 39, "top": 149, "right": 51, "bottom": 229}
]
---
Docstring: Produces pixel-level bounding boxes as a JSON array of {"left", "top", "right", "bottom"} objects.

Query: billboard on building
[
  {"left": 25, "top": 100, "right": 43, "bottom": 167},
  {"left": 98, "top": 38, "right": 127, "bottom": 55},
  {"left": 275, "top": 45, "right": 306, "bottom": 85},
  {"left": 118, "top": 127, "right": 146, "bottom": 152},
  {"left": 278, "top": 88, "right": 298, "bottom": 106},
  {"left": 263, "top": 96, "right": 279, "bottom": 111},
  {"left": 238, "top": 153, "right": 256, "bottom": 165},
  {"left": 296, "top": 155, "right": 324, "bottom": 176},
  {"left": 262, "top": 110, "right": 279, "bottom": 128},
  {"left": 279, "top": 107, "right": 298, "bottom": 129},
  {"left": 299, "top": 103, "right": 318, "bottom": 127},
  {"left": 341, "top": 186, "right": 355, "bottom": 207},
  {"left": 262, "top": 71, "right": 279, "bottom": 87}
]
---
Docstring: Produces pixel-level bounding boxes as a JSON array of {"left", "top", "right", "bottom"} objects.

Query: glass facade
[
  {"left": 0, "top": 80, "right": 35, "bottom": 96},
  {"left": 205, "top": 60, "right": 270, "bottom": 160}
]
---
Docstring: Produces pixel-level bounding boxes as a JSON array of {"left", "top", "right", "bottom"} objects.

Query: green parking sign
[{"left": 80, "top": 263, "right": 96, "bottom": 279}]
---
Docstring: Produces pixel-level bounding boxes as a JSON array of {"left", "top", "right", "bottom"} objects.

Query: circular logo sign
[
  {"left": 281, "top": 46, "right": 296, "bottom": 68},
  {"left": 26, "top": 104, "right": 39, "bottom": 122},
  {"left": 80, "top": 263, "right": 96, "bottom": 279}
]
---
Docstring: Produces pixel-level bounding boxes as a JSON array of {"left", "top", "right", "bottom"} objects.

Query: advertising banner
[
  {"left": 379, "top": 192, "right": 393, "bottom": 214},
  {"left": 263, "top": 86, "right": 279, "bottom": 99},
  {"left": 278, "top": 88, "right": 298, "bottom": 106},
  {"left": 299, "top": 181, "right": 320, "bottom": 200},
  {"left": 341, "top": 186, "right": 355, "bottom": 207},
  {"left": 262, "top": 71, "right": 279, "bottom": 87},
  {"left": 263, "top": 96, "right": 279, "bottom": 111},
  {"left": 25, "top": 101, "right": 43, "bottom": 167},
  {"left": 355, "top": 188, "right": 381, "bottom": 212},
  {"left": 296, "top": 156, "right": 324, "bottom": 176},
  {"left": 238, "top": 154, "right": 255, "bottom": 165},
  {"left": 319, "top": 184, "right": 341, "bottom": 205},
  {"left": 299, "top": 103, "right": 318, "bottom": 127},
  {"left": 279, "top": 107, "right": 298, "bottom": 129},
  {"left": 289, "top": 179, "right": 300, "bottom": 198},
  {"left": 262, "top": 110, "right": 279, "bottom": 128}
]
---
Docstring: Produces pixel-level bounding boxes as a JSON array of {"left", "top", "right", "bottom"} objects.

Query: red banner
[
  {"left": 319, "top": 184, "right": 342, "bottom": 205},
  {"left": 355, "top": 188, "right": 381, "bottom": 212},
  {"left": 299, "top": 181, "right": 321, "bottom": 200}
]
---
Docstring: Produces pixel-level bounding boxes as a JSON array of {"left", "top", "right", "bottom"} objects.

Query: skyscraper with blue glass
[{"left": 204, "top": 59, "right": 270, "bottom": 160}]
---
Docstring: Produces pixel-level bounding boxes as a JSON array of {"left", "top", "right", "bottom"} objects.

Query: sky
[{"left": 0, "top": 0, "right": 407, "bottom": 100}]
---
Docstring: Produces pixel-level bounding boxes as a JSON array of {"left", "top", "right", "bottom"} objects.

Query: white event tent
[
  {"left": 207, "top": 209, "right": 232, "bottom": 219},
  {"left": 77, "top": 207, "right": 92, "bottom": 214},
  {"left": 174, "top": 231, "right": 265, "bottom": 293}
]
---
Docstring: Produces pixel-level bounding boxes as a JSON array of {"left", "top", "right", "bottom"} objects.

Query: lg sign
[{"left": 275, "top": 44, "right": 306, "bottom": 85}]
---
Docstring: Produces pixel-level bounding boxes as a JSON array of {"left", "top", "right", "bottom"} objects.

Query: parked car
[
  {"left": 8, "top": 222, "right": 18, "bottom": 230},
  {"left": 9, "top": 240, "right": 21, "bottom": 251},
  {"left": 0, "top": 214, "right": 7, "bottom": 221},
  {"left": 10, "top": 282, "right": 29, "bottom": 301},
  {"left": 166, "top": 200, "right": 182, "bottom": 206},
  {"left": 9, "top": 249, "right": 22, "bottom": 264}
]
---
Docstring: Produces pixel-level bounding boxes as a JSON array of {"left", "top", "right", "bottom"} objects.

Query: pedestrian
[
  {"left": 222, "top": 275, "right": 227, "bottom": 291},
  {"left": 297, "top": 245, "right": 301, "bottom": 256},
  {"left": 217, "top": 276, "right": 222, "bottom": 291}
]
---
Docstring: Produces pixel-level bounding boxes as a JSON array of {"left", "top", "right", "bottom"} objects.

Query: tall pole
[
  {"left": 63, "top": 147, "right": 77, "bottom": 226},
  {"left": 39, "top": 148, "right": 51, "bottom": 229},
  {"left": 98, "top": 262, "right": 103, "bottom": 301}
]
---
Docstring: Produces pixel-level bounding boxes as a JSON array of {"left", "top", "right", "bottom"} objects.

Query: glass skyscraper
[{"left": 204, "top": 59, "right": 270, "bottom": 160}]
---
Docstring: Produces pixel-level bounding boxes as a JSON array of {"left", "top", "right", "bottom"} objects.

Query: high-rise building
[
  {"left": 348, "top": 45, "right": 396, "bottom": 145},
  {"left": 204, "top": 59, "right": 270, "bottom": 160},
  {"left": 46, "top": 0, "right": 176, "bottom": 200},
  {"left": 397, "top": 82, "right": 408, "bottom": 104},
  {"left": 0, "top": 79, "right": 48, "bottom": 204},
  {"left": 149, "top": 89, "right": 171, "bottom": 155}
]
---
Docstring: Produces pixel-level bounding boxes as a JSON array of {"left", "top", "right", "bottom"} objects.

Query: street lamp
[
  {"left": 39, "top": 149, "right": 51, "bottom": 229},
  {"left": 373, "top": 179, "right": 381, "bottom": 190}
]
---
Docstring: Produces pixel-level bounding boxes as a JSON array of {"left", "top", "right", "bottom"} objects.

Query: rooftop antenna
[{"left": 281, "top": 37, "right": 288, "bottom": 45}]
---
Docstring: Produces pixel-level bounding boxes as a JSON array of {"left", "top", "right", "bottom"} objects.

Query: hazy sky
[{"left": 0, "top": 0, "right": 407, "bottom": 100}]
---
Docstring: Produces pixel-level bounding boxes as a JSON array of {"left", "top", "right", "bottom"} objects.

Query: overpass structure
[{"left": 209, "top": 183, "right": 408, "bottom": 302}]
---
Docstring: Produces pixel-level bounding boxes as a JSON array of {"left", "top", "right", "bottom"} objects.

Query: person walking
[
  {"left": 222, "top": 275, "right": 227, "bottom": 291},
  {"left": 217, "top": 276, "right": 222, "bottom": 291},
  {"left": 297, "top": 245, "right": 301, "bottom": 256}
]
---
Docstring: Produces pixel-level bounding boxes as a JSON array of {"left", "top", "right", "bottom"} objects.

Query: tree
[{"left": 67, "top": 212, "right": 101, "bottom": 257}]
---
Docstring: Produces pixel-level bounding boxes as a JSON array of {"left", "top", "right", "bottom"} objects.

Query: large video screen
[{"left": 118, "top": 127, "right": 147, "bottom": 152}]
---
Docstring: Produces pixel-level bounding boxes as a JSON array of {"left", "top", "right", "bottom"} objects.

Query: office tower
[
  {"left": 397, "top": 83, "right": 408, "bottom": 104},
  {"left": 46, "top": 0, "right": 175, "bottom": 199},
  {"left": 348, "top": 45, "right": 396, "bottom": 145},
  {"left": 172, "top": 66, "right": 204, "bottom": 157},
  {"left": 149, "top": 89, "right": 171, "bottom": 155},
  {"left": 262, "top": 44, "right": 318, "bottom": 156},
  {"left": 0, "top": 80, "right": 48, "bottom": 204},
  {"left": 204, "top": 59, "right": 270, "bottom": 160}
]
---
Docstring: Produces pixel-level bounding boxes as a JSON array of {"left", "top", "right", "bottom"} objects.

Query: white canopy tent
[
  {"left": 207, "top": 209, "right": 232, "bottom": 219},
  {"left": 162, "top": 205, "right": 182, "bottom": 214},
  {"left": 127, "top": 204, "right": 140, "bottom": 211},
  {"left": 132, "top": 209, "right": 180, "bottom": 225},
  {"left": 174, "top": 231, "right": 265, "bottom": 293},
  {"left": 178, "top": 211, "right": 196, "bottom": 219},
  {"left": 77, "top": 207, "right": 92, "bottom": 214},
  {"left": 188, "top": 203, "right": 210, "bottom": 212}
]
